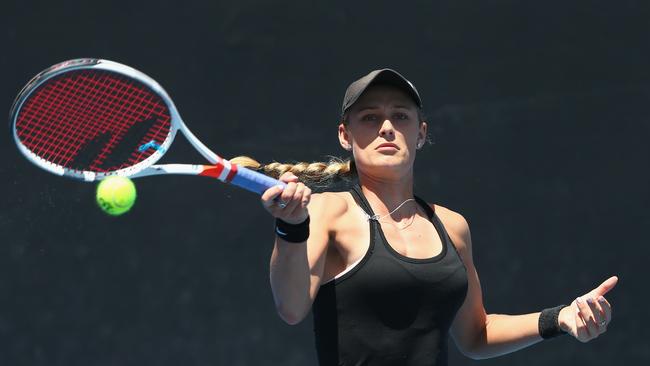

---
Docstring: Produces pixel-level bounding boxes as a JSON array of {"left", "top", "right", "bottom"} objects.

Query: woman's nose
[{"left": 379, "top": 119, "right": 395, "bottom": 137}]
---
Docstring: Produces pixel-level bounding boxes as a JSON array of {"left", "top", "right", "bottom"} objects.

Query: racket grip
[{"left": 230, "top": 165, "right": 287, "bottom": 195}]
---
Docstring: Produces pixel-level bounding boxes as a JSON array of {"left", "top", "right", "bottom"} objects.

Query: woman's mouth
[{"left": 375, "top": 143, "right": 399, "bottom": 150}]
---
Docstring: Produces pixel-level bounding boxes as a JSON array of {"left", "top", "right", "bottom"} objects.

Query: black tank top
[{"left": 312, "top": 185, "right": 469, "bottom": 366}]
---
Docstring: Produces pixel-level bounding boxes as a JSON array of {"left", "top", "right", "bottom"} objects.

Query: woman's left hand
[{"left": 558, "top": 276, "right": 618, "bottom": 342}]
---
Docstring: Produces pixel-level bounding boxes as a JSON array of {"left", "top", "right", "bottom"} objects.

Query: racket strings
[
  {"left": 19, "top": 73, "right": 119, "bottom": 166},
  {"left": 15, "top": 70, "right": 172, "bottom": 173},
  {"left": 73, "top": 73, "right": 169, "bottom": 170}
]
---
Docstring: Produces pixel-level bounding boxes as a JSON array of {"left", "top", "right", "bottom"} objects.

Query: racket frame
[{"left": 10, "top": 59, "right": 285, "bottom": 194}]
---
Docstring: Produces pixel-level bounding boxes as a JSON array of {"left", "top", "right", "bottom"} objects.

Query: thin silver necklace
[{"left": 364, "top": 198, "right": 416, "bottom": 224}]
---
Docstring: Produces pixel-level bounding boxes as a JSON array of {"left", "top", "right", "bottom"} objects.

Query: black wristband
[
  {"left": 275, "top": 216, "right": 310, "bottom": 243},
  {"left": 539, "top": 304, "right": 568, "bottom": 339}
]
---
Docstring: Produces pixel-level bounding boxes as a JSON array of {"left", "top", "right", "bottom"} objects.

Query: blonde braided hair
[{"left": 229, "top": 155, "right": 356, "bottom": 187}]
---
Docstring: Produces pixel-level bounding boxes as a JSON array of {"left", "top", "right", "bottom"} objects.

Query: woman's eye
[{"left": 360, "top": 112, "right": 409, "bottom": 122}]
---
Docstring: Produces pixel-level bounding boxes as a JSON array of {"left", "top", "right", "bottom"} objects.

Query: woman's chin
[{"left": 360, "top": 156, "right": 413, "bottom": 175}]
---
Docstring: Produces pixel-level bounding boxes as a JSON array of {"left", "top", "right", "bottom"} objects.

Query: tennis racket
[{"left": 10, "top": 58, "right": 285, "bottom": 194}]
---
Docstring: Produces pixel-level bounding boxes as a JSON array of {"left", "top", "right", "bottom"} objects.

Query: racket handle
[{"left": 230, "top": 165, "right": 287, "bottom": 195}]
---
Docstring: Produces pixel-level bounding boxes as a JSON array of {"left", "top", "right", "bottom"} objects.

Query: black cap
[{"left": 341, "top": 68, "right": 422, "bottom": 115}]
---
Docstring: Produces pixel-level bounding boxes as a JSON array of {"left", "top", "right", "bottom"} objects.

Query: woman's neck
[{"left": 357, "top": 173, "right": 416, "bottom": 218}]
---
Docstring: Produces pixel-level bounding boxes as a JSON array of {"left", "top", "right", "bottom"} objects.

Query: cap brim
[{"left": 342, "top": 69, "right": 422, "bottom": 115}]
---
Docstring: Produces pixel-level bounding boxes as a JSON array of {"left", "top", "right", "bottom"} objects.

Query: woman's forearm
[
  {"left": 469, "top": 312, "right": 544, "bottom": 359},
  {"left": 269, "top": 238, "right": 313, "bottom": 325}
]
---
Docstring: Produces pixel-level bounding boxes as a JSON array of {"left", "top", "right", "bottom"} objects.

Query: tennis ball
[{"left": 96, "top": 176, "right": 137, "bottom": 216}]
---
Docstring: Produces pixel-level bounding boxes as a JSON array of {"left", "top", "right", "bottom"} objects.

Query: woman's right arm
[{"left": 261, "top": 172, "right": 344, "bottom": 325}]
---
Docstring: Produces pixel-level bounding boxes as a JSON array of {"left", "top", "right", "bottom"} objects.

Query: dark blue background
[{"left": 2, "top": 0, "right": 648, "bottom": 364}]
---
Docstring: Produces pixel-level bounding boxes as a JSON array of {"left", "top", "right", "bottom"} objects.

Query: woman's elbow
[
  {"left": 453, "top": 331, "right": 488, "bottom": 360},
  {"left": 462, "top": 349, "right": 489, "bottom": 361},
  {"left": 456, "top": 343, "right": 484, "bottom": 360},
  {"left": 275, "top": 303, "right": 310, "bottom": 325}
]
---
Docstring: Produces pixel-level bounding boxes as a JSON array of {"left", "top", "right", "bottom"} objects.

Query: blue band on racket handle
[{"left": 230, "top": 166, "right": 287, "bottom": 194}]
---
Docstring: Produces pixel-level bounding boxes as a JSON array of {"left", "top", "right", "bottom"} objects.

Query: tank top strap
[
  {"left": 348, "top": 184, "right": 382, "bottom": 256},
  {"left": 414, "top": 195, "right": 450, "bottom": 242},
  {"left": 349, "top": 184, "right": 378, "bottom": 219},
  {"left": 414, "top": 195, "right": 466, "bottom": 267},
  {"left": 413, "top": 195, "right": 435, "bottom": 220}
]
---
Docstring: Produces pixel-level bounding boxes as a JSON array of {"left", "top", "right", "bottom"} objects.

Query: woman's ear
[
  {"left": 417, "top": 121, "right": 428, "bottom": 148},
  {"left": 339, "top": 123, "right": 352, "bottom": 151}
]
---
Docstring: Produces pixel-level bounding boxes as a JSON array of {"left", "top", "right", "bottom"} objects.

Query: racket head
[{"left": 10, "top": 59, "right": 182, "bottom": 181}]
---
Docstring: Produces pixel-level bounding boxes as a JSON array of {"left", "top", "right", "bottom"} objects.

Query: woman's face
[{"left": 339, "top": 84, "right": 427, "bottom": 180}]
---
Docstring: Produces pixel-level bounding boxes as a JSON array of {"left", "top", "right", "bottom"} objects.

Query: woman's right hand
[{"left": 261, "top": 172, "right": 311, "bottom": 224}]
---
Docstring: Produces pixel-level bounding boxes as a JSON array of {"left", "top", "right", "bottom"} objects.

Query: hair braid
[{"left": 229, "top": 156, "right": 355, "bottom": 187}]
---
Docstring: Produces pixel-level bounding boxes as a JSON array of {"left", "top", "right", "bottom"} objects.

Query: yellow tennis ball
[{"left": 96, "top": 176, "right": 137, "bottom": 216}]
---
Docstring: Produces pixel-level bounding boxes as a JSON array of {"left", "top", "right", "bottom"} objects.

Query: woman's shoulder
[
  {"left": 429, "top": 203, "right": 466, "bottom": 224},
  {"left": 308, "top": 191, "right": 352, "bottom": 218}
]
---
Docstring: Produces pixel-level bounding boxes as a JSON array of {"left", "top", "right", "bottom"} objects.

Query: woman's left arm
[{"left": 437, "top": 206, "right": 618, "bottom": 360}]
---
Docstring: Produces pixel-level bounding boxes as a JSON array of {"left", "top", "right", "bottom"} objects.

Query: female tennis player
[{"left": 237, "top": 69, "right": 618, "bottom": 365}]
